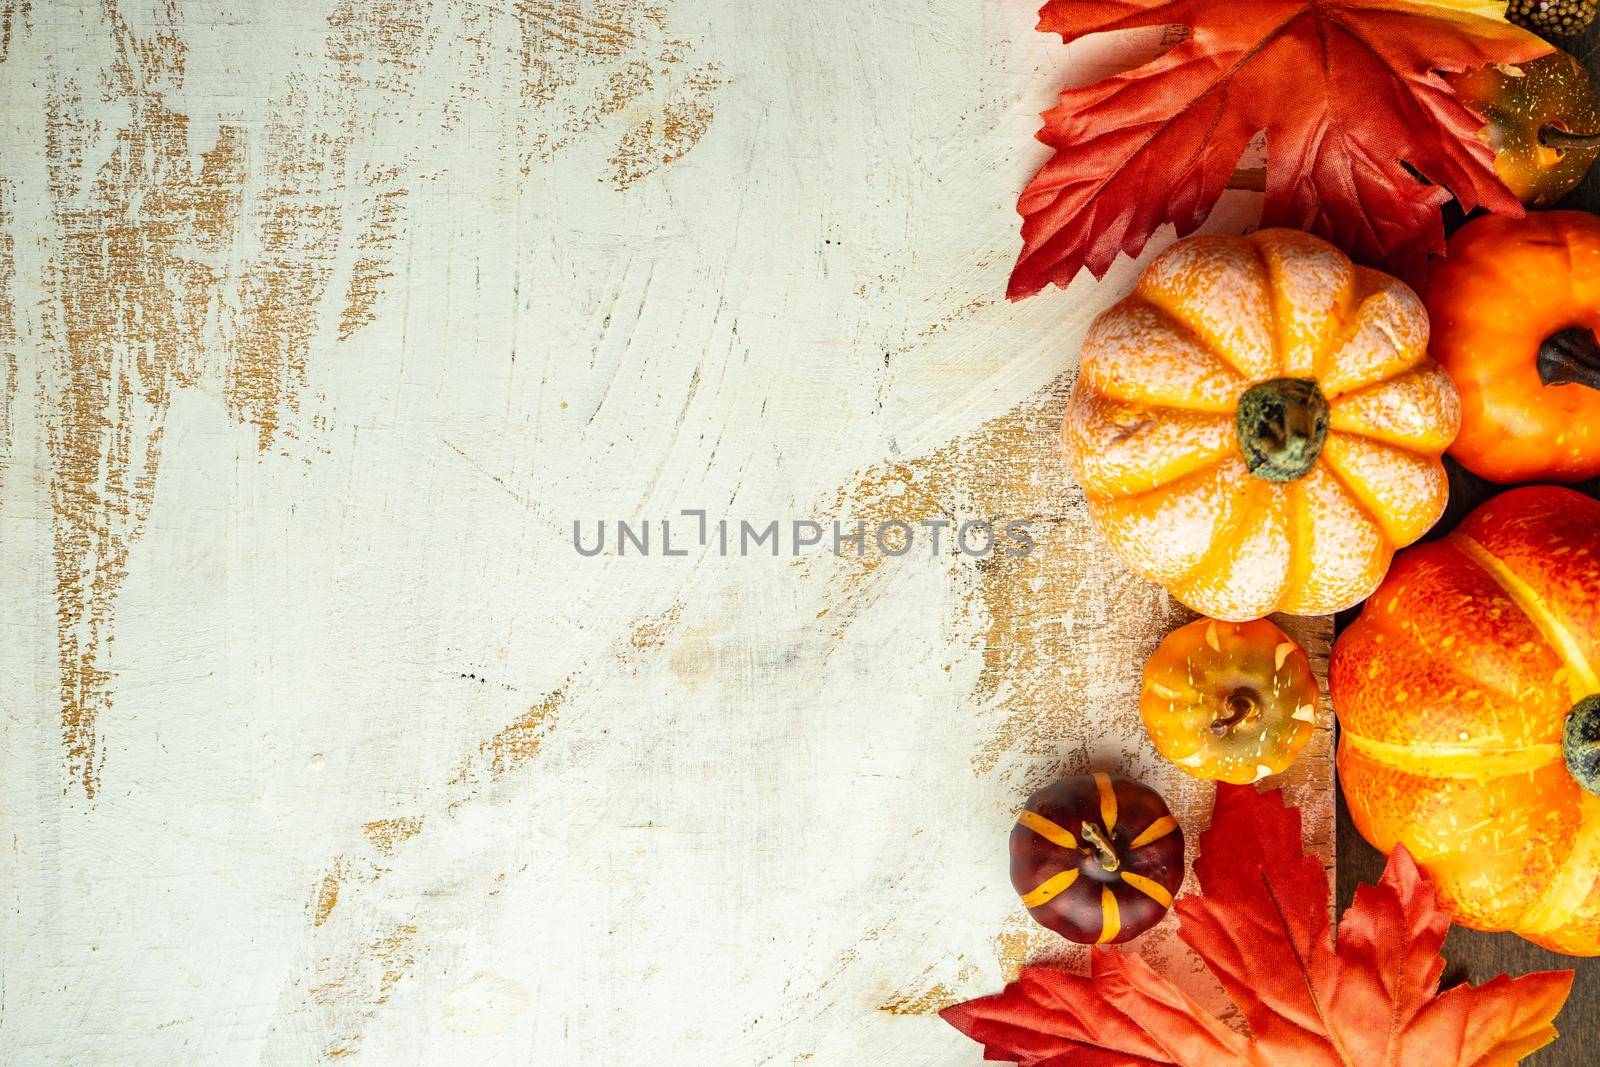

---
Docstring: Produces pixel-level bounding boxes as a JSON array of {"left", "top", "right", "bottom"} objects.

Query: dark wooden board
[{"left": 1333, "top": 20, "right": 1600, "bottom": 1061}]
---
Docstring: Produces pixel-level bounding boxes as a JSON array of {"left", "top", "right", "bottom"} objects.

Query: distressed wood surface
[{"left": 0, "top": 4, "right": 1331, "bottom": 1062}]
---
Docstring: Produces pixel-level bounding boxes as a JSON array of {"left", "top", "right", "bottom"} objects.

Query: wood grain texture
[
  {"left": 0, "top": 4, "right": 1331, "bottom": 1062},
  {"left": 1335, "top": 21, "right": 1600, "bottom": 1063}
]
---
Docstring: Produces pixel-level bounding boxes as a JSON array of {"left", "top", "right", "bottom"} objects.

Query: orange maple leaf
[
  {"left": 1009, "top": 0, "right": 1550, "bottom": 299},
  {"left": 943, "top": 785, "right": 1573, "bottom": 1066}
]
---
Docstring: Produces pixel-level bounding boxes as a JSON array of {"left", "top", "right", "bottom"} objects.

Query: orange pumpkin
[
  {"left": 1139, "top": 617, "right": 1318, "bottom": 784},
  {"left": 1426, "top": 211, "right": 1600, "bottom": 484},
  {"left": 1334, "top": 486, "right": 1600, "bottom": 955},
  {"left": 1062, "top": 229, "right": 1459, "bottom": 621}
]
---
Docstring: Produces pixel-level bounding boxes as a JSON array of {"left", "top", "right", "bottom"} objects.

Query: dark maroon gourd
[{"left": 1009, "top": 772, "right": 1185, "bottom": 945}]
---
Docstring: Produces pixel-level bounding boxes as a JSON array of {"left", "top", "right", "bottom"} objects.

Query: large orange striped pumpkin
[{"left": 1334, "top": 486, "right": 1600, "bottom": 954}]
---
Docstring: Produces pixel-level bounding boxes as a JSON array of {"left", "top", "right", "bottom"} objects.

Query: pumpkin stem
[
  {"left": 1565, "top": 695, "right": 1600, "bottom": 797},
  {"left": 1080, "top": 821, "right": 1121, "bottom": 873},
  {"left": 1539, "top": 126, "right": 1600, "bottom": 152},
  {"left": 1211, "top": 690, "right": 1258, "bottom": 737},
  {"left": 1235, "top": 378, "right": 1330, "bottom": 483},
  {"left": 1538, "top": 327, "right": 1600, "bottom": 392}
]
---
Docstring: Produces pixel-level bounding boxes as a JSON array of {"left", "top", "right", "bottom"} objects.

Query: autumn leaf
[
  {"left": 1419, "top": 0, "right": 1515, "bottom": 15},
  {"left": 942, "top": 785, "right": 1573, "bottom": 1066},
  {"left": 1009, "top": 0, "right": 1551, "bottom": 299},
  {"left": 1420, "top": 0, "right": 1516, "bottom": 13}
]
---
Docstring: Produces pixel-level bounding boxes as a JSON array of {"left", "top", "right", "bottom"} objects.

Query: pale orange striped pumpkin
[{"left": 1062, "top": 229, "right": 1459, "bottom": 621}]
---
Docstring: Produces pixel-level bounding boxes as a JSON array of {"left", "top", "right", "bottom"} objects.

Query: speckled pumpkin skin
[
  {"left": 1334, "top": 487, "right": 1600, "bottom": 956},
  {"left": 1062, "top": 229, "right": 1459, "bottom": 621},
  {"left": 1446, "top": 52, "right": 1600, "bottom": 209},
  {"left": 1426, "top": 211, "right": 1600, "bottom": 484},
  {"left": 1140, "top": 617, "right": 1319, "bottom": 785}
]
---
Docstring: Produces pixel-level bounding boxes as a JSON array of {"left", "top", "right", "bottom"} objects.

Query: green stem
[
  {"left": 1235, "top": 378, "right": 1330, "bottom": 483},
  {"left": 1563, "top": 695, "right": 1600, "bottom": 796}
]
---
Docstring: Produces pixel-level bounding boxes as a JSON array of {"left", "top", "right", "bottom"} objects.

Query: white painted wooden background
[{"left": 0, "top": 3, "right": 1330, "bottom": 1063}]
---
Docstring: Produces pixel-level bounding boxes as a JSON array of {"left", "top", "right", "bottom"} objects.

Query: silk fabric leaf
[{"left": 1009, "top": 0, "right": 1550, "bottom": 298}]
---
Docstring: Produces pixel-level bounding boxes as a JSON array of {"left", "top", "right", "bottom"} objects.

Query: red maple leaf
[
  {"left": 942, "top": 785, "right": 1573, "bottom": 1065},
  {"left": 1009, "top": 0, "right": 1550, "bottom": 299}
]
